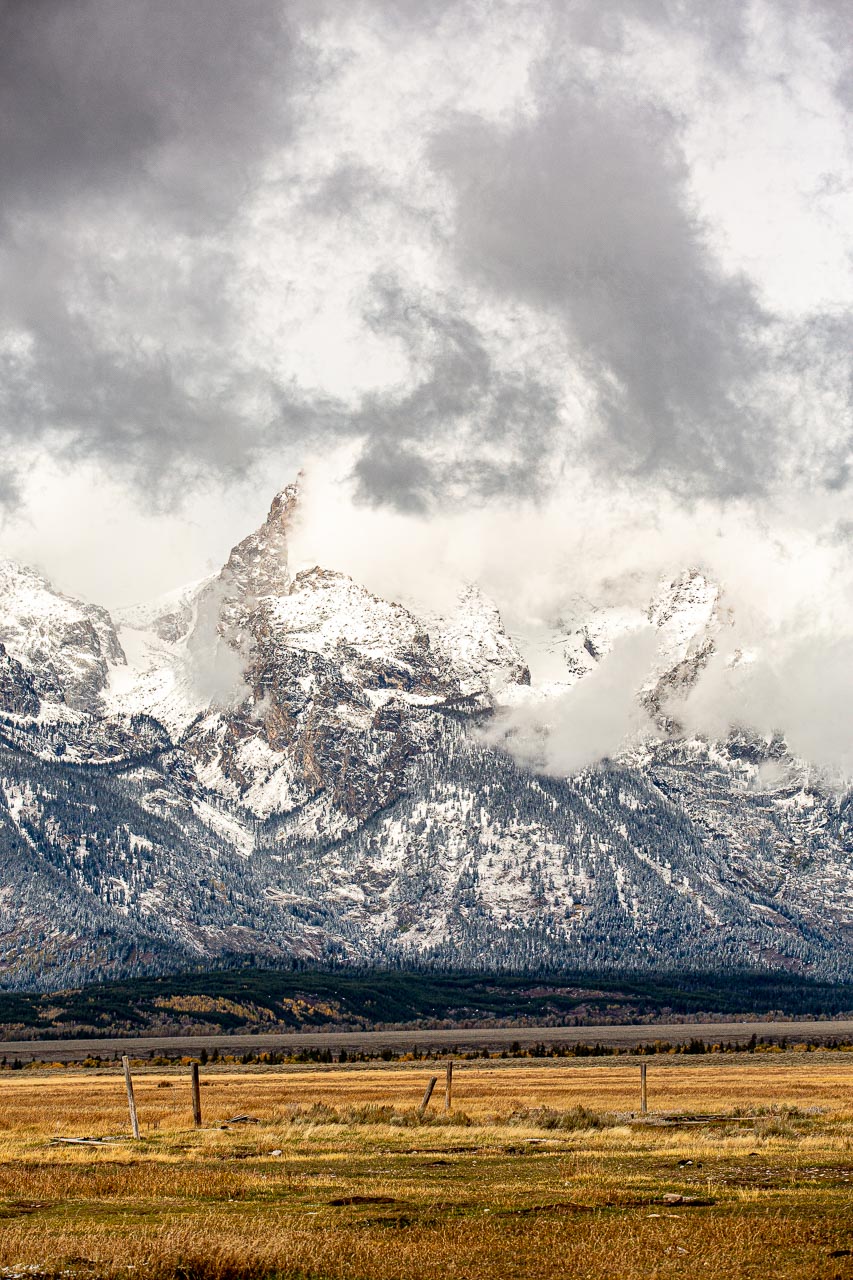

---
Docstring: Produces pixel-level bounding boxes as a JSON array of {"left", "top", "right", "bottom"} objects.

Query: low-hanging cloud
[
  {"left": 288, "top": 459, "right": 853, "bottom": 782},
  {"left": 484, "top": 627, "right": 659, "bottom": 777},
  {"left": 182, "top": 577, "right": 250, "bottom": 711},
  {"left": 679, "top": 630, "right": 853, "bottom": 781}
]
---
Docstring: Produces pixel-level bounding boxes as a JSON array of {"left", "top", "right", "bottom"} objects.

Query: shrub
[{"left": 506, "top": 1104, "right": 611, "bottom": 1131}]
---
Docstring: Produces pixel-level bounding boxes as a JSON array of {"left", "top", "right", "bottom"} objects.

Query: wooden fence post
[
  {"left": 418, "top": 1076, "right": 438, "bottom": 1119},
  {"left": 444, "top": 1060, "right": 453, "bottom": 1113},
  {"left": 640, "top": 1062, "right": 648, "bottom": 1115},
  {"left": 122, "top": 1055, "right": 141, "bottom": 1140},
  {"left": 191, "top": 1062, "right": 202, "bottom": 1128}
]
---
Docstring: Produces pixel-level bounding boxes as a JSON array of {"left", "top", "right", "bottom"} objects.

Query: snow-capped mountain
[
  {"left": 0, "top": 560, "right": 125, "bottom": 713},
  {"left": 0, "top": 482, "right": 851, "bottom": 990}
]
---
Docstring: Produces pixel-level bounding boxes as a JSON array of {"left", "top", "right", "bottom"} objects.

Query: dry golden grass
[
  {"left": 0, "top": 1055, "right": 851, "bottom": 1279},
  {"left": 4, "top": 1052, "right": 852, "bottom": 1131}
]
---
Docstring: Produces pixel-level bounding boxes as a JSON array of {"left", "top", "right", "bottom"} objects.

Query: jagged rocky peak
[
  {"left": 176, "top": 490, "right": 538, "bottom": 825},
  {"left": 648, "top": 569, "right": 719, "bottom": 652},
  {"left": 560, "top": 568, "right": 722, "bottom": 688},
  {"left": 642, "top": 569, "right": 723, "bottom": 718},
  {"left": 431, "top": 584, "right": 530, "bottom": 699},
  {"left": 222, "top": 482, "right": 297, "bottom": 607},
  {"left": 249, "top": 567, "right": 458, "bottom": 711},
  {"left": 193, "top": 480, "right": 300, "bottom": 651},
  {"left": 0, "top": 559, "right": 124, "bottom": 712},
  {"left": 5, "top": 485, "right": 853, "bottom": 987},
  {"left": 561, "top": 601, "right": 647, "bottom": 681},
  {"left": 229, "top": 482, "right": 297, "bottom": 587},
  {"left": 272, "top": 566, "right": 430, "bottom": 653},
  {"left": 126, "top": 482, "right": 295, "bottom": 644},
  {"left": 197, "top": 482, "right": 528, "bottom": 703}
]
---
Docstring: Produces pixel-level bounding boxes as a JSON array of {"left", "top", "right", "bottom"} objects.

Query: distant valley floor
[
  {"left": 6, "top": 1017, "right": 853, "bottom": 1062},
  {"left": 2, "top": 967, "right": 853, "bottom": 1056}
]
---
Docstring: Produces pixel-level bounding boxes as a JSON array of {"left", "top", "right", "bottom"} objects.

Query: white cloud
[{"left": 483, "top": 627, "right": 659, "bottom": 776}]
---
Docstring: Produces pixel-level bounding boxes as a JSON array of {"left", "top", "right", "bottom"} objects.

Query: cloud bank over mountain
[{"left": 0, "top": 0, "right": 851, "bottom": 771}]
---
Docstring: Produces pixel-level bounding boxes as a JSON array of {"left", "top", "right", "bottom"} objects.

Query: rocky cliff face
[
  {"left": 0, "top": 484, "right": 850, "bottom": 989},
  {"left": 0, "top": 644, "right": 40, "bottom": 718},
  {"left": 202, "top": 481, "right": 298, "bottom": 650}
]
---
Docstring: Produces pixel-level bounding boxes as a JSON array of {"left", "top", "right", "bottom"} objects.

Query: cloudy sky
[{"left": 0, "top": 0, "right": 851, "bottom": 706}]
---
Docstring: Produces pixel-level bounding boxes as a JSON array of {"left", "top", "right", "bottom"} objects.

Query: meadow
[{"left": 0, "top": 1053, "right": 852, "bottom": 1279}]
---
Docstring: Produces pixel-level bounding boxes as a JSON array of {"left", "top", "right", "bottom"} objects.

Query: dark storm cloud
[
  {"left": 0, "top": 284, "right": 282, "bottom": 502},
  {"left": 0, "top": 0, "right": 849, "bottom": 516},
  {"left": 292, "top": 0, "right": 849, "bottom": 511},
  {"left": 0, "top": 0, "right": 302, "bottom": 499},
  {"left": 781, "top": 312, "right": 853, "bottom": 491},
  {"left": 430, "top": 81, "right": 783, "bottom": 498},
  {"left": 348, "top": 279, "right": 560, "bottom": 511},
  {"left": 0, "top": 0, "right": 297, "bottom": 226},
  {"left": 553, "top": 0, "right": 749, "bottom": 64}
]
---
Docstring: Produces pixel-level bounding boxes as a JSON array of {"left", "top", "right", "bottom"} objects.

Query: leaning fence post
[
  {"left": 191, "top": 1062, "right": 202, "bottom": 1128},
  {"left": 418, "top": 1075, "right": 438, "bottom": 1119},
  {"left": 444, "top": 1060, "right": 453, "bottom": 1113},
  {"left": 640, "top": 1062, "right": 648, "bottom": 1115},
  {"left": 122, "top": 1054, "right": 141, "bottom": 1140}
]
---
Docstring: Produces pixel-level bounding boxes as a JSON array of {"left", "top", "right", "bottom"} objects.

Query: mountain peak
[
  {"left": 209, "top": 477, "right": 301, "bottom": 647},
  {"left": 433, "top": 583, "right": 530, "bottom": 698},
  {"left": 267, "top": 477, "right": 301, "bottom": 527},
  {"left": 223, "top": 478, "right": 299, "bottom": 587}
]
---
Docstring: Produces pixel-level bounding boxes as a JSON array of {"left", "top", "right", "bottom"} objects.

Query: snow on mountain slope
[
  {"left": 107, "top": 488, "right": 530, "bottom": 825},
  {"left": 262, "top": 722, "right": 853, "bottom": 975},
  {"left": 551, "top": 570, "right": 722, "bottom": 710},
  {"left": 115, "top": 577, "right": 209, "bottom": 645},
  {"left": 267, "top": 568, "right": 448, "bottom": 696},
  {"left": 429, "top": 585, "right": 530, "bottom": 700},
  {"left": 0, "top": 560, "right": 125, "bottom": 713},
  {"left": 106, "top": 634, "right": 208, "bottom": 739},
  {"left": 648, "top": 571, "right": 720, "bottom": 662},
  {"left": 0, "top": 480, "right": 852, "bottom": 989}
]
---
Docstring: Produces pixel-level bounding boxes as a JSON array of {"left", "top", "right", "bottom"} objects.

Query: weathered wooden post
[
  {"left": 122, "top": 1055, "right": 141, "bottom": 1140},
  {"left": 640, "top": 1062, "right": 648, "bottom": 1115},
  {"left": 418, "top": 1075, "right": 438, "bottom": 1119},
  {"left": 444, "top": 1060, "right": 453, "bottom": 1113},
  {"left": 191, "top": 1062, "right": 202, "bottom": 1128}
]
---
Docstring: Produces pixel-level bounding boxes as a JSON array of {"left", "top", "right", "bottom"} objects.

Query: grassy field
[{"left": 0, "top": 1055, "right": 852, "bottom": 1278}]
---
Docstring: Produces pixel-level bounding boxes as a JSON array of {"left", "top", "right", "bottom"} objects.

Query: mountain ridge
[{"left": 0, "top": 481, "right": 850, "bottom": 990}]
